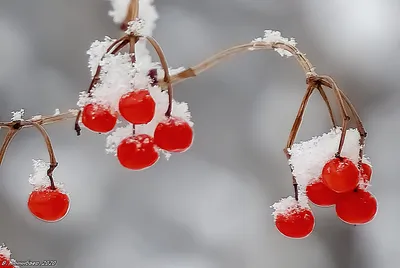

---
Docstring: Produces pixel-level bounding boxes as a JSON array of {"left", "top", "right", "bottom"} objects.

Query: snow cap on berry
[
  {"left": 271, "top": 195, "right": 310, "bottom": 220},
  {"left": 29, "top": 159, "right": 65, "bottom": 191},
  {"left": 287, "top": 128, "right": 370, "bottom": 189},
  {"left": 252, "top": 30, "right": 297, "bottom": 57},
  {"left": 0, "top": 244, "right": 11, "bottom": 259}
]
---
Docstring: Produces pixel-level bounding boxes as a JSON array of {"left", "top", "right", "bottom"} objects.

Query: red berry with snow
[
  {"left": 306, "top": 178, "right": 339, "bottom": 207},
  {"left": 335, "top": 189, "right": 377, "bottom": 225},
  {"left": 360, "top": 163, "right": 372, "bottom": 184},
  {"left": 321, "top": 157, "right": 359, "bottom": 193},
  {"left": 117, "top": 134, "right": 159, "bottom": 170},
  {"left": 0, "top": 255, "right": 13, "bottom": 268},
  {"left": 82, "top": 103, "right": 117, "bottom": 133},
  {"left": 275, "top": 206, "right": 315, "bottom": 239},
  {"left": 154, "top": 116, "right": 193, "bottom": 152},
  {"left": 119, "top": 89, "right": 156, "bottom": 124},
  {"left": 28, "top": 186, "right": 70, "bottom": 222}
]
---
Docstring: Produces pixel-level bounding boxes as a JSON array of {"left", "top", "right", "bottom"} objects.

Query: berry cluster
[
  {"left": 81, "top": 88, "right": 194, "bottom": 170},
  {"left": 0, "top": 245, "right": 15, "bottom": 268}
]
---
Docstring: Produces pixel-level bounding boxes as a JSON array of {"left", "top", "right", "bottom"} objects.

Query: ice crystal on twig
[
  {"left": 252, "top": 30, "right": 297, "bottom": 57},
  {"left": 125, "top": 18, "right": 146, "bottom": 35},
  {"left": 11, "top": 109, "right": 24, "bottom": 121}
]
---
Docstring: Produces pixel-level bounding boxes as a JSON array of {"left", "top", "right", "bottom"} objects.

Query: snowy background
[{"left": 0, "top": 0, "right": 399, "bottom": 267}]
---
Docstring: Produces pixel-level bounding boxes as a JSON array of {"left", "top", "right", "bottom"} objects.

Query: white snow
[
  {"left": 271, "top": 195, "right": 310, "bottom": 220},
  {"left": 11, "top": 109, "right": 24, "bottom": 121},
  {"left": 0, "top": 244, "right": 11, "bottom": 259},
  {"left": 252, "top": 30, "right": 297, "bottom": 57},
  {"left": 125, "top": 18, "right": 146, "bottom": 36},
  {"left": 287, "top": 127, "right": 370, "bottom": 189},
  {"left": 87, "top": 36, "right": 116, "bottom": 77},
  {"left": 28, "top": 159, "right": 65, "bottom": 191}
]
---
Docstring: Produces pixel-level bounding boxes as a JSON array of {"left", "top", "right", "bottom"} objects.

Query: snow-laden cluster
[
  {"left": 287, "top": 127, "right": 370, "bottom": 189},
  {"left": 79, "top": 0, "right": 193, "bottom": 158},
  {"left": 271, "top": 195, "right": 310, "bottom": 219},
  {"left": 0, "top": 244, "right": 11, "bottom": 259},
  {"left": 252, "top": 30, "right": 297, "bottom": 57},
  {"left": 29, "top": 159, "right": 65, "bottom": 191}
]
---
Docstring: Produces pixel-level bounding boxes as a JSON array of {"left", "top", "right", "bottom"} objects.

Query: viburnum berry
[
  {"left": 321, "top": 157, "right": 359, "bottom": 193},
  {"left": 0, "top": 255, "right": 13, "bottom": 268},
  {"left": 119, "top": 89, "right": 156, "bottom": 124},
  {"left": 274, "top": 205, "right": 315, "bottom": 239},
  {"left": 360, "top": 163, "right": 372, "bottom": 184},
  {"left": 82, "top": 103, "right": 117, "bottom": 133},
  {"left": 27, "top": 186, "right": 70, "bottom": 222},
  {"left": 306, "top": 178, "right": 339, "bottom": 207},
  {"left": 335, "top": 189, "right": 378, "bottom": 225},
  {"left": 154, "top": 116, "right": 193, "bottom": 152},
  {"left": 117, "top": 134, "right": 159, "bottom": 170}
]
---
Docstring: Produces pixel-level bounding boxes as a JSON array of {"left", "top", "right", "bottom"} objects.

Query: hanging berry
[
  {"left": 119, "top": 89, "right": 156, "bottom": 124},
  {"left": 82, "top": 103, "right": 117, "bottom": 133}
]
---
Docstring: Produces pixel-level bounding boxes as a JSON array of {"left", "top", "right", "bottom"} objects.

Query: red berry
[
  {"left": 117, "top": 134, "right": 159, "bottom": 170},
  {"left": 82, "top": 103, "right": 117, "bottom": 133},
  {"left": 275, "top": 207, "right": 315, "bottom": 239},
  {"left": 28, "top": 186, "right": 70, "bottom": 222},
  {"left": 0, "top": 256, "right": 13, "bottom": 268},
  {"left": 154, "top": 117, "right": 193, "bottom": 152},
  {"left": 321, "top": 157, "right": 359, "bottom": 193},
  {"left": 119, "top": 89, "right": 156, "bottom": 124},
  {"left": 335, "top": 189, "right": 377, "bottom": 225},
  {"left": 360, "top": 163, "right": 372, "bottom": 184},
  {"left": 306, "top": 178, "right": 339, "bottom": 207}
]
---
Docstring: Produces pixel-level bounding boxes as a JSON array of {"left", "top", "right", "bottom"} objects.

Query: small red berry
[
  {"left": 117, "top": 134, "right": 159, "bottom": 170},
  {"left": 28, "top": 186, "right": 70, "bottom": 222},
  {"left": 0, "top": 255, "right": 13, "bottom": 268},
  {"left": 306, "top": 178, "right": 339, "bottom": 207},
  {"left": 321, "top": 157, "right": 359, "bottom": 193},
  {"left": 119, "top": 89, "right": 156, "bottom": 124},
  {"left": 335, "top": 189, "right": 377, "bottom": 225},
  {"left": 82, "top": 103, "right": 117, "bottom": 133},
  {"left": 360, "top": 163, "right": 372, "bottom": 184},
  {"left": 275, "top": 207, "right": 315, "bottom": 239},
  {"left": 154, "top": 116, "right": 193, "bottom": 152}
]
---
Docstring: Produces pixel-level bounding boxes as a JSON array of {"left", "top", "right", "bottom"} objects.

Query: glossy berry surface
[
  {"left": 275, "top": 207, "right": 315, "bottom": 239},
  {"left": 306, "top": 178, "right": 339, "bottom": 207},
  {"left": 82, "top": 103, "right": 117, "bottom": 133},
  {"left": 28, "top": 187, "right": 70, "bottom": 222},
  {"left": 154, "top": 116, "right": 193, "bottom": 152},
  {"left": 321, "top": 157, "right": 359, "bottom": 193},
  {"left": 335, "top": 189, "right": 377, "bottom": 225},
  {"left": 360, "top": 163, "right": 372, "bottom": 184},
  {"left": 0, "top": 256, "right": 13, "bottom": 268},
  {"left": 119, "top": 89, "right": 156, "bottom": 124},
  {"left": 117, "top": 134, "right": 159, "bottom": 170}
]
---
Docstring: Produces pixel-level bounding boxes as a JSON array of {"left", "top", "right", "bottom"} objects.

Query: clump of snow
[
  {"left": 11, "top": 109, "right": 24, "bottom": 121},
  {"left": 0, "top": 244, "right": 11, "bottom": 259},
  {"left": 108, "top": 0, "right": 159, "bottom": 37},
  {"left": 287, "top": 127, "right": 370, "bottom": 189},
  {"left": 125, "top": 18, "right": 146, "bottom": 36},
  {"left": 252, "top": 30, "right": 297, "bottom": 57},
  {"left": 54, "top": 108, "right": 60, "bottom": 115},
  {"left": 29, "top": 159, "right": 65, "bottom": 191},
  {"left": 87, "top": 36, "right": 116, "bottom": 77},
  {"left": 31, "top": 115, "right": 42, "bottom": 121},
  {"left": 271, "top": 195, "right": 310, "bottom": 220},
  {"left": 105, "top": 86, "right": 193, "bottom": 155}
]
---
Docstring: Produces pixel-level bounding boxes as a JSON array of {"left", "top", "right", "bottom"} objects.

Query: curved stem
[
  {"left": 317, "top": 84, "right": 337, "bottom": 127},
  {"left": 0, "top": 128, "right": 19, "bottom": 166},
  {"left": 121, "top": 0, "right": 139, "bottom": 30},
  {"left": 27, "top": 122, "right": 58, "bottom": 190},
  {"left": 146, "top": 36, "right": 173, "bottom": 116}
]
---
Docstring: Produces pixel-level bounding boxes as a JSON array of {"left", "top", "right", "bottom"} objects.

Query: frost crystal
[
  {"left": 31, "top": 115, "right": 42, "bottom": 121},
  {"left": 287, "top": 128, "right": 370, "bottom": 189},
  {"left": 29, "top": 159, "right": 65, "bottom": 190},
  {"left": 252, "top": 30, "right": 297, "bottom": 57},
  {"left": 125, "top": 18, "right": 146, "bottom": 36},
  {"left": 0, "top": 244, "right": 11, "bottom": 259},
  {"left": 271, "top": 195, "right": 309, "bottom": 220},
  {"left": 54, "top": 108, "right": 60, "bottom": 115},
  {"left": 11, "top": 109, "right": 24, "bottom": 121}
]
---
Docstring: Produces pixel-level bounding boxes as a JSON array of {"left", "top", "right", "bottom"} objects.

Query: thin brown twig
[
  {"left": 317, "top": 84, "right": 337, "bottom": 127},
  {"left": 0, "top": 128, "right": 20, "bottom": 166}
]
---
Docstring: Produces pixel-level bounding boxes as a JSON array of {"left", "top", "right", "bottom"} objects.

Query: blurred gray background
[{"left": 0, "top": 0, "right": 399, "bottom": 267}]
